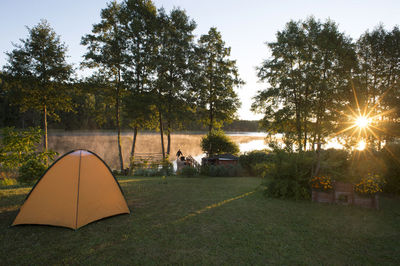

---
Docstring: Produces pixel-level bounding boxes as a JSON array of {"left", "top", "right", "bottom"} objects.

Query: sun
[
  {"left": 335, "top": 83, "right": 396, "bottom": 151},
  {"left": 356, "top": 139, "right": 366, "bottom": 151},
  {"left": 355, "top": 116, "right": 370, "bottom": 129}
]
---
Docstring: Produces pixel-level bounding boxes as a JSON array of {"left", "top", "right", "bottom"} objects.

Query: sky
[{"left": 1, "top": 0, "right": 399, "bottom": 120}]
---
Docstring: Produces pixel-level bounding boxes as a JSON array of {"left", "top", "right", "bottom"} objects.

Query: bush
[
  {"left": 18, "top": 159, "right": 46, "bottom": 184},
  {"left": 177, "top": 166, "right": 198, "bottom": 177},
  {"left": 266, "top": 178, "right": 310, "bottom": 200},
  {"left": 133, "top": 159, "right": 174, "bottom": 177},
  {"left": 318, "top": 149, "right": 349, "bottom": 181},
  {"left": 347, "top": 149, "right": 386, "bottom": 184},
  {"left": 0, "top": 177, "right": 18, "bottom": 187},
  {"left": 380, "top": 143, "right": 400, "bottom": 194},
  {"left": 239, "top": 150, "right": 273, "bottom": 176},
  {"left": 200, "top": 130, "right": 239, "bottom": 156},
  {"left": 264, "top": 150, "right": 313, "bottom": 200},
  {"left": 133, "top": 168, "right": 159, "bottom": 177},
  {"left": 201, "top": 164, "right": 244, "bottom": 177},
  {"left": 0, "top": 127, "right": 56, "bottom": 172},
  {"left": 160, "top": 159, "right": 174, "bottom": 176}
]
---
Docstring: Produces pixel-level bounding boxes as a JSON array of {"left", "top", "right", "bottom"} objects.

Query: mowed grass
[{"left": 1, "top": 177, "right": 400, "bottom": 265}]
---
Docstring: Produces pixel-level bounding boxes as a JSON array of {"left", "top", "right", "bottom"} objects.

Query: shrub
[
  {"left": 18, "top": 159, "right": 46, "bottom": 184},
  {"left": 133, "top": 168, "right": 159, "bottom": 177},
  {"left": 0, "top": 177, "right": 18, "bottom": 187},
  {"left": 200, "top": 130, "right": 239, "bottom": 156},
  {"left": 177, "top": 166, "right": 198, "bottom": 177},
  {"left": 202, "top": 164, "right": 244, "bottom": 177},
  {"left": 160, "top": 159, "right": 174, "bottom": 176},
  {"left": 133, "top": 159, "right": 174, "bottom": 177},
  {"left": 266, "top": 178, "right": 310, "bottom": 200},
  {"left": 318, "top": 149, "right": 349, "bottom": 181},
  {"left": 346, "top": 149, "right": 385, "bottom": 184},
  {"left": 264, "top": 150, "right": 313, "bottom": 200},
  {"left": 0, "top": 127, "right": 56, "bottom": 172},
  {"left": 380, "top": 143, "right": 400, "bottom": 194},
  {"left": 239, "top": 150, "right": 273, "bottom": 176}
]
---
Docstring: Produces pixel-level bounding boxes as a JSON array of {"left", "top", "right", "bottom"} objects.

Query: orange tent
[{"left": 12, "top": 150, "right": 130, "bottom": 229}]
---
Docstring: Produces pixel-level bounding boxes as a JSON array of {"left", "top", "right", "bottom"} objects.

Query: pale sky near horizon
[{"left": 1, "top": 0, "right": 399, "bottom": 120}]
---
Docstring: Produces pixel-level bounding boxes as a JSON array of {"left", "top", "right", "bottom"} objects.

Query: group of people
[{"left": 176, "top": 149, "right": 194, "bottom": 168}]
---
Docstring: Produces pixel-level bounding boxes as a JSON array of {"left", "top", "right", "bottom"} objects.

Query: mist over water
[{"left": 49, "top": 131, "right": 267, "bottom": 170}]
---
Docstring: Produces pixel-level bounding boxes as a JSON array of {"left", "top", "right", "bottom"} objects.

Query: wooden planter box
[
  {"left": 354, "top": 194, "right": 379, "bottom": 210},
  {"left": 334, "top": 181, "right": 354, "bottom": 192},
  {"left": 312, "top": 189, "right": 334, "bottom": 203},
  {"left": 334, "top": 182, "right": 354, "bottom": 205}
]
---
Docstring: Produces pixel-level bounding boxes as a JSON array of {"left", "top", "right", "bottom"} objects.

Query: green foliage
[
  {"left": 264, "top": 150, "right": 313, "bottom": 200},
  {"left": 200, "top": 130, "right": 239, "bottom": 156},
  {"left": 317, "top": 149, "right": 349, "bottom": 181},
  {"left": 239, "top": 150, "right": 273, "bottom": 176},
  {"left": 253, "top": 17, "right": 355, "bottom": 151},
  {"left": 380, "top": 143, "right": 400, "bottom": 194},
  {"left": 200, "top": 164, "right": 244, "bottom": 177},
  {"left": 177, "top": 166, "right": 198, "bottom": 177},
  {"left": 0, "top": 127, "right": 56, "bottom": 172},
  {"left": 133, "top": 168, "right": 160, "bottom": 177},
  {"left": 0, "top": 177, "right": 18, "bottom": 187},
  {"left": 160, "top": 159, "right": 174, "bottom": 176},
  {"left": 18, "top": 159, "right": 46, "bottom": 184},
  {"left": 3, "top": 20, "right": 74, "bottom": 151},
  {"left": 348, "top": 150, "right": 386, "bottom": 184},
  {"left": 133, "top": 159, "right": 174, "bottom": 177},
  {"left": 192, "top": 27, "right": 243, "bottom": 131}
]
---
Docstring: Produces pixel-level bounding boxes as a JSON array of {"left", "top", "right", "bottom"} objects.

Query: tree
[
  {"left": 120, "top": 0, "right": 158, "bottom": 170},
  {"left": 252, "top": 18, "right": 355, "bottom": 155},
  {"left": 200, "top": 129, "right": 239, "bottom": 156},
  {"left": 193, "top": 27, "right": 243, "bottom": 133},
  {"left": 153, "top": 8, "right": 196, "bottom": 158},
  {"left": 252, "top": 20, "right": 306, "bottom": 151},
  {"left": 356, "top": 26, "right": 400, "bottom": 148},
  {"left": 81, "top": 1, "right": 127, "bottom": 172},
  {"left": 3, "top": 20, "right": 73, "bottom": 153}
]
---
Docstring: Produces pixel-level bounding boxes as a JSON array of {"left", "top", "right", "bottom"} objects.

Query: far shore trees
[{"left": 3, "top": 20, "right": 73, "bottom": 154}]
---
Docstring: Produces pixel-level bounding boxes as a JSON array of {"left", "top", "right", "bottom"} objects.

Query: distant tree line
[
  {"left": 252, "top": 18, "right": 400, "bottom": 157},
  {"left": 0, "top": 0, "right": 243, "bottom": 172}
]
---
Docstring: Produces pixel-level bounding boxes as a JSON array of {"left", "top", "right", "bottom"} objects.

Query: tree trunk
[
  {"left": 129, "top": 126, "right": 138, "bottom": 175},
  {"left": 43, "top": 105, "right": 48, "bottom": 168},
  {"left": 209, "top": 102, "right": 213, "bottom": 133},
  {"left": 116, "top": 71, "right": 124, "bottom": 172},
  {"left": 43, "top": 105, "right": 48, "bottom": 153},
  {"left": 295, "top": 104, "right": 302, "bottom": 152},
  {"left": 159, "top": 111, "right": 165, "bottom": 159},
  {"left": 166, "top": 120, "right": 171, "bottom": 157},
  {"left": 303, "top": 113, "right": 307, "bottom": 151},
  {"left": 313, "top": 132, "right": 322, "bottom": 176}
]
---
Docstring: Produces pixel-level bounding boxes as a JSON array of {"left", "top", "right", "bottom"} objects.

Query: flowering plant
[
  {"left": 310, "top": 176, "right": 333, "bottom": 191},
  {"left": 355, "top": 173, "right": 385, "bottom": 195}
]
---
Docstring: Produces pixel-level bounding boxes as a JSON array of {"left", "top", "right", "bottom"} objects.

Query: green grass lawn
[{"left": 1, "top": 176, "right": 400, "bottom": 265}]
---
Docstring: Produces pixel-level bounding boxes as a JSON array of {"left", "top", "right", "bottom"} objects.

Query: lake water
[{"left": 48, "top": 131, "right": 268, "bottom": 170}]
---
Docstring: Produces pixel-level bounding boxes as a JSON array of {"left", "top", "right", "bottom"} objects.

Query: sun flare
[
  {"left": 356, "top": 139, "right": 366, "bottom": 151},
  {"left": 355, "top": 116, "right": 370, "bottom": 129}
]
